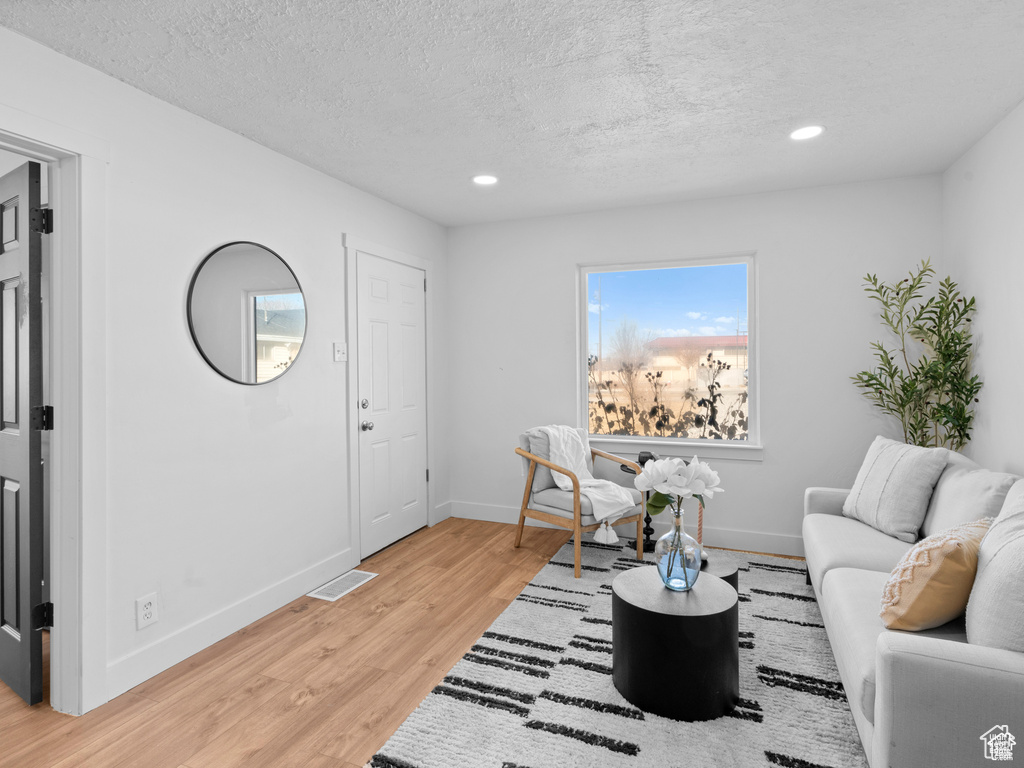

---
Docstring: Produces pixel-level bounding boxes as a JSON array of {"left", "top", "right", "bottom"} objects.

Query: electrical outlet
[
  {"left": 136, "top": 593, "right": 158, "bottom": 630},
  {"left": 333, "top": 341, "right": 347, "bottom": 362}
]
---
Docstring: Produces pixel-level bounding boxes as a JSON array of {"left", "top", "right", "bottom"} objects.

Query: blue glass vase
[{"left": 654, "top": 510, "right": 701, "bottom": 591}]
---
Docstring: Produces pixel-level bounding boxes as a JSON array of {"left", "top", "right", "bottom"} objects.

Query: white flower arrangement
[
  {"left": 635, "top": 456, "right": 724, "bottom": 587},
  {"left": 633, "top": 456, "right": 723, "bottom": 515}
]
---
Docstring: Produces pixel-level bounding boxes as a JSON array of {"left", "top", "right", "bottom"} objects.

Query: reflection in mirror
[{"left": 188, "top": 242, "right": 306, "bottom": 384}]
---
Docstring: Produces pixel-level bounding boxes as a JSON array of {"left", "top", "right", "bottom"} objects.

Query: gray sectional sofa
[{"left": 803, "top": 450, "right": 1024, "bottom": 768}]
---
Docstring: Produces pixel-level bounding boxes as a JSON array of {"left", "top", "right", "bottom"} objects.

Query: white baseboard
[
  {"left": 449, "top": 500, "right": 804, "bottom": 557},
  {"left": 430, "top": 500, "right": 453, "bottom": 526},
  {"left": 105, "top": 548, "right": 358, "bottom": 700},
  {"left": 449, "top": 500, "right": 563, "bottom": 529},
  {"left": 450, "top": 500, "right": 519, "bottom": 524},
  {"left": 691, "top": 525, "right": 804, "bottom": 558}
]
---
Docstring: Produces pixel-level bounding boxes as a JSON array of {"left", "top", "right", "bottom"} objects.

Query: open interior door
[{"left": 0, "top": 161, "right": 46, "bottom": 705}]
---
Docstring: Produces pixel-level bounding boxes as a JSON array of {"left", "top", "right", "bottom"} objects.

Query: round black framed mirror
[{"left": 187, "top": 241, "right": 307, "bottom": 384}]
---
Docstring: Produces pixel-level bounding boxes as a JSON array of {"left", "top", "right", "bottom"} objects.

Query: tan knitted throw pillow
[{"left": 880, "top": 518, "right": 992, "bottom": 631}]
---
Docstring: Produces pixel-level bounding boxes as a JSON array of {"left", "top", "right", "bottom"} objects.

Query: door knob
[
  {"left": 361, "top": 421, "right": 374, "bottom": 431},
  {"left": 360, "top": 399, "right": 369, "bottom": 409}
]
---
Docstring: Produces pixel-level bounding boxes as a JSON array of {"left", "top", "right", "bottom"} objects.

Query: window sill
[{"left": 587, "top": 435, "right": 764, "bottom": 463}]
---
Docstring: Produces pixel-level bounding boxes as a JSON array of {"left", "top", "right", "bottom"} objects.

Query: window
[
  {"left": 249, "top": 290, "right": 305, "bottom": 384},
  {"left": 581, "top": 256, "right": 755, "bottom": 444}
]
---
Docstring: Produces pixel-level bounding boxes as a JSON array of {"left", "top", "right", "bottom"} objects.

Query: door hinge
[
  {"left": 30, "top": 207, "right": 53, "bottom": 234},
  {"left": 33, "top": 602, "right": 54, "bottom": 630},
  {"left": 423, "top": 278, "right": 427, "bottom": 292},
  {"left": 426, "top": 469, "right": 429, "bottom": 482},
  {"left": 31, "top": 405, "right": 54, "bottom": 431}
]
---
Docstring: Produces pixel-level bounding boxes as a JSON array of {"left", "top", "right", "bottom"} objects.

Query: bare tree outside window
[
  {"left": 673, "top": 341, "right": 704, "bottom": 382},
  {"left": 609, "top": 320, "right": 653, "bottom": 432}
]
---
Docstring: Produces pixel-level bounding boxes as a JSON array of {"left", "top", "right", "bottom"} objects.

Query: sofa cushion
[
  {"left": 529, "top": 499, "right": 598, "bottom": 527},
  {"left": 821, "top": 568, "right": 969, "bottom": 726},
  {"left": 842, "top": 436, "right": 947, "bottom": 543},
  {"left": 803, "top": 513, "right": 913, "bottom": 588},
  {"left": 966, "top": 480, "right": 1024, "bottom": 652},
  {"left": 880, "top": 518, "right": 992, "bottom": 631},
  {"left": 921, "top": 451, "right": 1017, "bottom": 538},
  {"left": 532, "top": 487, "right": 641, "bottom": 520},
  {"left": 820, "top": 568, "right": 890, "bottom": 724}
]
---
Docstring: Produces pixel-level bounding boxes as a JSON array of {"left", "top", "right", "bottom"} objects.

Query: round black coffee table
[
  {"left": 612, "top": 567, "right": 739, "bottom": 721},
  {"left": 701, "top": 549, "right": 739, "bottom": 591}
]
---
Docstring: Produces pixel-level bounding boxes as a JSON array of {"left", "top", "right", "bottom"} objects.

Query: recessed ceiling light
[
  {"left": 472, "top": 174, "right": 498, "bottom": 185},
  {"left": 790, "top": 125, "right": 824, "bottom": 141}
]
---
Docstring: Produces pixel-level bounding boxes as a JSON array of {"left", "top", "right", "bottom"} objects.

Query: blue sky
[
  {"left": 587, "top": 264, "right": 747, "bottom": 355},
  {"left": 255, "top": 291, "right": 305, "bottom": 311}
]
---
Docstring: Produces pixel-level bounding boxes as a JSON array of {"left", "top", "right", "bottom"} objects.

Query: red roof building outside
[{"left": 650, "top": 335, "right": 747, "bottom": 350}]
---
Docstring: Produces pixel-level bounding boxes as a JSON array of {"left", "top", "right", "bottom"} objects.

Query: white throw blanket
[{"left": 530, "top": 426, "right": 636, "bottom": 543}]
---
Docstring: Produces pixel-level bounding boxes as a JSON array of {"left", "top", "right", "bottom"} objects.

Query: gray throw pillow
[
  {"left": 526, "top": 430, "right": 557, "bottom": 491},
  {"left": 842, "top": 435, "right": 948, "bottom": 543},
  {"left": 966, "top": 480, "right": 1024, "bottom": 652},
  {"left": 922, "top": 451, "right": 1018, "bottom": 538}
]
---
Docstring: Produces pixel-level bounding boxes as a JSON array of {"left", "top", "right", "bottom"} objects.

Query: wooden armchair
[{"left": 514, "top": 430, "right": 644, "bottom": 577}]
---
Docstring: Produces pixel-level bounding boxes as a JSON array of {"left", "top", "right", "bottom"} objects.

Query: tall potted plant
[{"left": 852, "top": 259, "right": 982, "bottom": 451}]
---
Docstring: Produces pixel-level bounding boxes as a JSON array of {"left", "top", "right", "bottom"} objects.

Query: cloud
[
  {"left": 715, "top": 316, "right": 736, "bottom": 324},
  {"left": 698, "top": 326, "right": 721, "bottom": 336},
  {"left": 651, "top": 328, "right": 692, "bottom": 337},
  {"left": 686, "top": 311, "right": 704, "bottom": 320},
  {"left": 588, "top": 302, "right": 608, "bottom": 313}
]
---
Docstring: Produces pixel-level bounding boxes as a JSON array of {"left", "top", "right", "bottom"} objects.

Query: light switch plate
[{"left": 333, "top": 342, "right": 347, "bottom": 362}]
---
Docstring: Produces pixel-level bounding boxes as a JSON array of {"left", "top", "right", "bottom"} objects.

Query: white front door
[{"left": 356, "top": 251, "right": 428, "bottom": 557}]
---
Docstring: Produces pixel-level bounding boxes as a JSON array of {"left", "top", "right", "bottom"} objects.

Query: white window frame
[{"left": 577, "top": 252, "right": 762, "bottom": 462}]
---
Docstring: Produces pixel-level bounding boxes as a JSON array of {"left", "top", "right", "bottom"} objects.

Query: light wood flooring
[{"left": 0, "top": 518, "right": 570, "bottom": 768}]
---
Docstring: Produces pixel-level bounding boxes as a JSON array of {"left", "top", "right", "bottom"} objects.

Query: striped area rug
[{"left": 370, "top": 540, "right": 868, "bottom": 768}]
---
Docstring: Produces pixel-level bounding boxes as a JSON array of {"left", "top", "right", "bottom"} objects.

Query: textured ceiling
[{"left": 2, "top": 1, "right": 1024, "bottom": 225}]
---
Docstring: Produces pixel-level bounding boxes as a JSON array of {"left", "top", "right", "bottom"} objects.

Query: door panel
[
  {"left": 369, "top": 320, "right": 389, "bottom": 413},
  {"left": 369, "top": 439, "right": 391, "bottom": 524},
  {"left": 400, "top": 324, "right": 419, "bottom": 409},
  {"left": 1, "top": 481, "right": 20, "bottom": 629},
  {"left": 0, "top": 161, "right": 44, "bottom": 705},
  {"left": 357, "top": 252, "right": 427, "bottom": 557},
  {"left": 2, "top": 279, "right": 18, "bottom": 427},
  {"left": 399, "top": 432, "right": 421, "bottom": 509}
]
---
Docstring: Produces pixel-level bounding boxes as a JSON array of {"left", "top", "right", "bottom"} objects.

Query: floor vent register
[{"left": 307, "top": 570, "right": 378, "bottom": 601}]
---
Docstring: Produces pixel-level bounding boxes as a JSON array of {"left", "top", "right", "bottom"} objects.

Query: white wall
[
  {"left": 446, "top": 177, "right": 943, "bottom": 554},
  {"left": 0, "top": 147, "right": 48, "bottom": 202},
  {"left": 942, "top": 99, "right": 1024, "bottom": 475},
  {"left": 0, "top": 147, "right": 26, "bottom": 175},
  {"left": 0, "top": 26, "right": 449, "bottom": 708}
]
